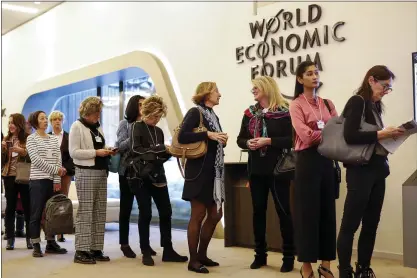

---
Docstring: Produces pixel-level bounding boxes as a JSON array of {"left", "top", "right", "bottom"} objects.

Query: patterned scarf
[
  {"left": 196, "top": 106, "right": 225, "bottom": 212},
  {"left": 244, "top": 103, "right": 290, "bottom": 155}
]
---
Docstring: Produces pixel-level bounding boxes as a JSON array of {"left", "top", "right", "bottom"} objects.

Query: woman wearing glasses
[
  {"left": 237, "top": 76, "right": 295, "bottom": 272},
  {"left": 337, "top": 66, "right": 404, "bottom": 278}
]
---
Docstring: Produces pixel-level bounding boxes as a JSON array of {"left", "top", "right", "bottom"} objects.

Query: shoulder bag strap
[{"left": 323, "top": 99, "right": 332, "bottom": 114}]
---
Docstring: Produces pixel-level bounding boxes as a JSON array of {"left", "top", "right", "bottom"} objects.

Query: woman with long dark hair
[
  {"left": 115, "top": 95, "right": 157, "bottom": 258},
  {"left": 289, "top": 61, "right": 338, "bottom": 278},
  {"left": 1, "top": 113, "right": 32, "bottom": 250},
  {"left": 337, "top": 66, "right": 404, "bottom": 278},
  {"left": 237, "top": 76, "right": 295, "bottom": 272}
]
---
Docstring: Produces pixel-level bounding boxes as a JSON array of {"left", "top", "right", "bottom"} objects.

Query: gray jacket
[{"left": 115, "top": 119, "right": 133, "bottom": 176}]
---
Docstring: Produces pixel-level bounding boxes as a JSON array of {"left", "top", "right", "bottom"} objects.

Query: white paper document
[{"left": 379, "top": 120, "right": 417, "bottom": 154}]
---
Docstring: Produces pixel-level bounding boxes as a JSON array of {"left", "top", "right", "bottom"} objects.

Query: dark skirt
[{"left": 182, "top": 151, "right": 216, "bottom": 206}]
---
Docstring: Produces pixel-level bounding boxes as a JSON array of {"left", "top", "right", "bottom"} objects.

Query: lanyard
[{"left": 302, "top": 94, "right": 323, "bottom": 122}]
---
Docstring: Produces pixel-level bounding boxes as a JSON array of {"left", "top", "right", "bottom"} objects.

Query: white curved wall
[{"left": 2, "top": 1, "right": 417, "bottom": 259}]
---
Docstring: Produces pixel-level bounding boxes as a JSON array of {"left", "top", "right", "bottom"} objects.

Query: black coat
[
  {"left": 178, "top": 106, "right": 222, "bottom": 205},
  {"left": 237, "top": 112, "right": 293, "bottom": 176},
  {"left": 342, "top": 95, "right": 389, "bottom": 177}
]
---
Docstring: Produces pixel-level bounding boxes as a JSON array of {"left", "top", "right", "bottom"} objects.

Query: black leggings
[
  {"left": 118, "top": 174, "right": 139, "bottom": 245},
  {"left": 337, "top": 166, "right": 386, "bottom": 269},
  {"left": 249, "top": 174, "right": 294, "bottom": 261},
  {"left": 294, "top": 147, "right": 336, "bottom": 263},
  {"left": 3, "top": 176, "right": 30, "bottom": 239},
  {"left": 131, "top": 178, "right": 172, "bottom": 251}
]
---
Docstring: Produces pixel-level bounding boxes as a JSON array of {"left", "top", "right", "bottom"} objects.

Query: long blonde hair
[{"left": 252, "top": 76, "right": 289, "bottom": 110}]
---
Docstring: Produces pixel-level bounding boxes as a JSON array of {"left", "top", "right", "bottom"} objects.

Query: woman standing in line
[
  {"left": 237, "top": 76, "right": 295, "bottom": 272},
  {"left": 48, "top": 110, "right": 75, "bottom": 242},
  {"left": 179, "top": 82, "right": 228, "bottom": 274},
  {"left": 129, "top": 95, "right": 188, "bottom": 266},
  {"left": 337, "top": 66, "right": 404, "bottom": 278},
  {"left": 2, "top": 113, "right": 32, "bottom": 250},
  {"left": 115, "top": 95, "right": 156, "bottom": 258},
  {"left": 69, "top": 96, "right": 116, "bottom": 264},
  {"left": 289, "top": 61, "right": 338, "bottom": 278},
  {"left": 26, "top": 111, "right": 68, "bottom": 257}
]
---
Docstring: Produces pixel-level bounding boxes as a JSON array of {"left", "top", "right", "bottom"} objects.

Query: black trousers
[
  {"left": 249, "top": 174, "right": 295, "bottom": 261},
  {"left": 337, "top": 166, "right": 386, "bottom": 269},
  {"left": 29, "top": 179, "right": 54, "bottom": 244},
  {"left": 132, "top": 178, "right": 172, "bottom": 251},
  {"left": 3, "top": 176, "right": 30, "bottom": 239},
  {"left": 119, "top": 174, "right": 139, "bottom": 245},
  {"left": 294, "top": 147, "right": 336, "bottom": 263}
]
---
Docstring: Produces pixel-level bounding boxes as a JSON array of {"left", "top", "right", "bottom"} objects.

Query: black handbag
[{"left": 273, "top": 149, "right": 296, "bottom": 179}]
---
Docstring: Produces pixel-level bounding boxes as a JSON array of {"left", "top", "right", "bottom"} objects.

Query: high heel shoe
[
  {"left": 318, "top": 265, "right": 334, "bottom": 278},
  {"left": 300, "top": 266, "right": 315, "bottom": 278}
]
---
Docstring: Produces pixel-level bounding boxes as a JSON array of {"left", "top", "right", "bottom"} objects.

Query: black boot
[
  {"left": 355, "top": 263, "right": 376, "bottom": 278},
  {"left": 121, "top": 245, "right": 136, "bottom": 258},
  {"left": 250, "top": 254, "right": 267, "bottom": 269},
  {"left": 339, "top": 266, "right": 354, "bottom": 278},
  {"left": 15, "top": 213, "right": 25, "bottom": 238},
  {"left": 74, "top": 251, "right": 96, "bottom": 264},
  {"left": 162, "top": 246, "right": 188, "bottom": 262},
  {"left": 57, "top": 234, "right": 66, "bottom": 242},
  {"left": 141, "top": 246, "right": 157, "bottom": 256},
  {"left": 6, "top": 238, "right": 15, "bottom": 250},
  {"left": 26, "top": 237, "right": 33, "bottom": 249},
  {"left": 280, "top": 259, "right": 294, "bottom": 272},
  {"left": 142, "top": 251, "right": 155, "bottom": 266},
  {"left": 45, "top": 240, "right": 68, "bottom": 254},
  {"left": 33, "top": 243, "right": 43, "bottom": 257},
  {"left": 90, "top": 250, "right": 110, "bottom": 262}
]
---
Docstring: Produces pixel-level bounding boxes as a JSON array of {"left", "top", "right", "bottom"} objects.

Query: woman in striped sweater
[{"left": 27, "top": 111, "right": 68, "bottom": 258}]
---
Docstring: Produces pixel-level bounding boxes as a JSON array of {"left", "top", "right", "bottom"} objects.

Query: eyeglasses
[{"left": 374, "top": 78, "right": 393, "bottom": 93}]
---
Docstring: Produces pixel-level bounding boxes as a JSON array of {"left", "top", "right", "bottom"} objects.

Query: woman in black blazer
[
  {"left": 49, "top": 111, "right": 75, "bottom": 242},
  {"left": 337, "top": 66, "right": 404, "bottom": 278},
  {"left": 237, "top": 76, "right": 295, "bottom": 272}
]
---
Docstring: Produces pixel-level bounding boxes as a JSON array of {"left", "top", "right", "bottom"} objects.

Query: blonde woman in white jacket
[{"left": 69, "top": 96, "right": 116, "bottom": 265}]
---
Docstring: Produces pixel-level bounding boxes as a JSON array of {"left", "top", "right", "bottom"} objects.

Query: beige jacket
[{"left": 69, "top": 120, "right": 108, "bottom": 167}]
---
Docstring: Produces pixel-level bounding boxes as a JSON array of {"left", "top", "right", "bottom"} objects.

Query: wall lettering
[{"left": 236, "top": 4, "right": 347, "bottom": 82}]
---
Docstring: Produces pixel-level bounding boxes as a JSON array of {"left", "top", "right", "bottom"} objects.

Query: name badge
[
  {"left": 11, "top": 152, "right": 18, "bottom": 158},
  {"left": 317, "top": 120, "right": 325, "bottom": 130},
  {"left": 95, "top": 136, "right": 102, "bottom": 143}
]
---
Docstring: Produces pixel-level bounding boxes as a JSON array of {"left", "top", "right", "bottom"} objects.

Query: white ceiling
[{"left": 1, "top": 1, "right": 62, "bottom": 35}]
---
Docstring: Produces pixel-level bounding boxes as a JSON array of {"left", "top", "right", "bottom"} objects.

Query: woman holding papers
[{"left": 337, "top": 66, "right": 405, "bottom": 278}]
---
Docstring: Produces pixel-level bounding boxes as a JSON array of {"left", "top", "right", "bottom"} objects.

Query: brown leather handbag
[
  {"left": 168, "top": 110, "right": 208, "bottom": 179},
  {"left": 15, "top": 155, "right": 31, "bottom": 184}
]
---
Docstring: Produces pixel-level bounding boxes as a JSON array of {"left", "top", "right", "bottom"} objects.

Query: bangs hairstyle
[
  {"left": 48, "top": 110, "right": 65, "bottom": 123},
  {"left": 28, "top": 110, "right": 46, "bottom": 130},
  {"left": 252, "top": 76, "right": 289, "bottom": 109},
  {"left": 192, "top": 82, "right": 218, "bottom": 105},
  {"left": 125, "top": 95, "right": 146, "bottom": 123},
  {"left": 79, "top": 96, "right": 103, "bottom": 118},
  {"left": 6, "top": 113, "right": 29, "bottom": 143},
  {"left": 141, "top": 95, "right": 167, "bottom": 119}
]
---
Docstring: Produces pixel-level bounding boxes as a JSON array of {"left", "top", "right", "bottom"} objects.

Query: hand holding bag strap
[{"left": 176, "top": 109, "right": 207, "bottom": 181}]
